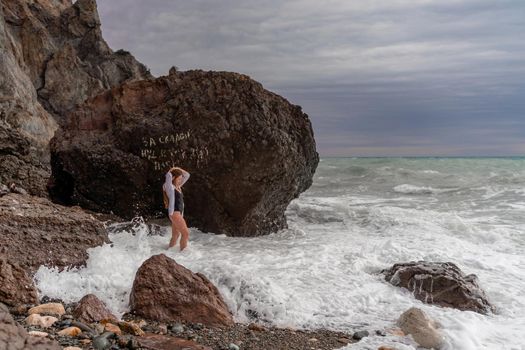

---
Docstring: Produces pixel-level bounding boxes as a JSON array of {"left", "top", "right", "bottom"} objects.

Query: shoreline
[{"left": 10, "top": 299, "right": 358, "bottom": 350}]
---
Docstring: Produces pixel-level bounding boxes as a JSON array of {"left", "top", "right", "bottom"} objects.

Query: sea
[{"left": 35, "top": 157, "right": 525, "bottom": 350}]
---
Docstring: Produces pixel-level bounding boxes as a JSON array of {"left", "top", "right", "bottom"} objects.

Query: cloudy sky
[{"left": 97, "top": 0, "right": 525, "bottom": 156}]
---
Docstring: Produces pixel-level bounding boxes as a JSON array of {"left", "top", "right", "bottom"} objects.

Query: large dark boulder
[
  {"left": 0, "top": 0, "right": 151, "bottom": 195},
  {"left": 129, "top": 254, "right": 234, "bottom": 326},
  {"left": 383, "top": 261, "right": 494, "bottom": 314},
  {"left": 50, "top": 70, "right": 319, "bottom": 236},
  {"left": 0, "top": 193, "right": 109, "bottom": 273}
]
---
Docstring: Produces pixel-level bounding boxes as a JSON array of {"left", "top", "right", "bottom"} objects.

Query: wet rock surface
[
  {"left": 129, "top": 254, "right": 234, "bottom": 327},
  {"left": 0, "top": 192, "right": 109, "bottom": 272},
  {"left": 0, "top": 258, "right": 38, "bottom": 307},
  {"left": 383, "top": 261, "right": 494, "bottom": 314},
  {"left": 73, "top": 294, "right": 118, "bottom": 324},
  {"left": 50, "top": 70, "right": 319, "bottom": 236}
]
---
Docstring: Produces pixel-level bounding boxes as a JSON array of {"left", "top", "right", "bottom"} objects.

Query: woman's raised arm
[
  {"left": 180, "top": 169, "right": 190, "bottom": 186},
  {"left": 164, "top": 170, "right": 175, "bottom": 215}
]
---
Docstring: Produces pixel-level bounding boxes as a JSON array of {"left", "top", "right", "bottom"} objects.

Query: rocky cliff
[
  {"left": 1, "top": 0, "right": 318, "bottom": 236},
  {"left": 0, "top": 0, "right": 151, "bottom": 196}
]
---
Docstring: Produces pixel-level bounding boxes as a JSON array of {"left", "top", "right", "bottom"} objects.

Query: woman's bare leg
[
  {"left": 168, "top": 214, "right": 181, "bottom": 248},
  {"left": 172, "top": 213, "right": 190, "bottom": 251}
]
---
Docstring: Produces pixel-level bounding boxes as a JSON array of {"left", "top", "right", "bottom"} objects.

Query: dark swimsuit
[{"left": 174, "top": 189, "right": 184, "bottom": 216}]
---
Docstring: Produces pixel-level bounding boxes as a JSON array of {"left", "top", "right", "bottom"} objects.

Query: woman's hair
[
  {"left": 170, "top": 168, "right": 184, "bottom": 179},
  {"left": 163, "top": 168, "right": 185, "bottom": 209}
]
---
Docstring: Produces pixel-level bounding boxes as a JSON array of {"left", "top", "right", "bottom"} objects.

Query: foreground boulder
[
  {"left": 384, "top": 261, "right": 494, "bottom": 314},
  {"left": 0, "top": 258, "right": 38, "bottom": 307},
  {"left": 0, "top": 0, "right": 150, "bottom": 195},
  {"left": 0, "top": 303, "right": 61, "bottom": 349},
  {"left": 50, "top": 70, "right": 319, "bottom": 236},
  {"left": 73, "top": 294, "right": 118, "bottom": 324},
  {"left": 397, "top": 307, "right": 444, "bottom": 349},
  {"left": 0, "top": 193, "right": 109, "bottom": 272},
  {"left": 129, "top": 254, "right": 233, "bottom": 326}
]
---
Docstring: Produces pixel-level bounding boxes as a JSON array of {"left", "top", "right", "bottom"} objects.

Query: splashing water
[{"left": 35, "top": 158, "right": 525, "bottom": 349}]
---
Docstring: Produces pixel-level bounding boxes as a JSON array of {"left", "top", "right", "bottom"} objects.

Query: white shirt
[{"left": 163, "top": 170, "right": 190, "bottom": 215}]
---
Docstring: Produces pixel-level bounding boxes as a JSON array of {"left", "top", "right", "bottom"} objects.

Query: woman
[{"left": 163, "top": 166, "right": 191, "bottom": 250}]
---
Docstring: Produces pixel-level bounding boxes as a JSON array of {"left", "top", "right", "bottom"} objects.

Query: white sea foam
[
  {"left": 393, "top": 184, "right": 440, "bottom": 194},
  {"left": 35, "top": 158, "right": 525, "bottom": 350}
]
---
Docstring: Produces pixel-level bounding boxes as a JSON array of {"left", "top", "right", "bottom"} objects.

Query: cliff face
[
  {"left": 50, "top": 70, "right": 319, "bottom": 236},
  {"left": 0, "top": 0, "right": 151, "bottom": 195}
]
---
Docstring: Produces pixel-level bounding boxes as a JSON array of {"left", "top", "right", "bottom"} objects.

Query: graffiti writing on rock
[{"left": 139, "top": 132, "right": 209, "bottom": 170}]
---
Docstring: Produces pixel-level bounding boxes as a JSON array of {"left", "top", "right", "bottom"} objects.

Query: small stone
[
  {"left": 80, "top": 339, "right": 92, "bottom": 345},
  {"left": 248, "top": 323, "right": 266, "bottom": 331},
  {"left": 353, "top": 330, "right": 369, "bottom": 340},
  {"left": 95, "top": 323, "right": 105, "bottom": 334},
  {"left": 192, "top": 322, "right": 204, "bottom": 330},
  {"left": 118, "top": 321, "right": 145, "bottom": 336},
  {"left": 56, "top": 318, "right": 72, "bottom": 328},
  {"left": 105, "top": 323, "right": 122, "bottom": 335},
  {"left": 386, "top": 328, "right": 405, "bottom": 336},
  {"left": 63, "top": 347, "right": 83, "bottom": 350},
  {"left": 10, "top": 304, "right": 30, "bottom": 315},
  {"left": 25, "top": 313, "right": 58, "bottom": 328},
  {"left": 158, "top": 324, "right": 168, "bottom": 335},
  {"left": 169, "top": 323, "right": 184, "bottom": 334},
  {"left": 129, "top": 337, "right": 140, "bottom": 349},
  {"left": 308, "top": 338, "right": 318, "bottom": 342},
  {"left": 337, "top": 337, "right": 351, "bottom": 344},
  {"left": 93, "top": 332, "right": 115, "bottom": 350},
  {"left": 376, "top": 329, "right": 387, "bottom": 336},
  {"left": 228, "top": 343, "right": 240, "bottom": 350},
  {"left": 28, "top": 330, "right": 49, "bottom": 337},
  {"left": 57, "top": 326, "right": 82, "bottom": 337},
  {"left": 133, "top": 319, "right": 147, "bottom": 328},
  {"left": 117, "top": 335, "right": 132, "bottom": 347},
  {"left": 28, "top": 302, "right": 66, "bottom": 317},
  {"left": 71, "top": 320, "right": 95, "bottom": 333}
]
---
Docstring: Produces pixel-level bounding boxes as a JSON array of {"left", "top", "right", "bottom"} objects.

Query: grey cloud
[{"left": 97, "top": 0, "right": 525, "bottom": 156}]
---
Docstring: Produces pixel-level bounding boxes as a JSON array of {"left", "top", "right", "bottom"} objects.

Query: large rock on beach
[
  {"left": 0, "top": 302, "right": 61, "bottom": 349},
  {"left": 73, "top": 294, "right": 118, "bottom": 324},
  {"left": 0, "top": 193, "right": 109, "bottom": 272},
  {"left": 384, "top": 261, "right": 494, "bottom": 314},
  {"left": 49, "top": 69, "right": 319, "bottom": 236},
  {"left": 0, "top": 258, "right": 38, "bottom": 307},
  {"left": 0, "top": 0, "right": 150, "bottom": 195},
  {"left": 129, "top": 254, "right": 234, "bottom": 326}
]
